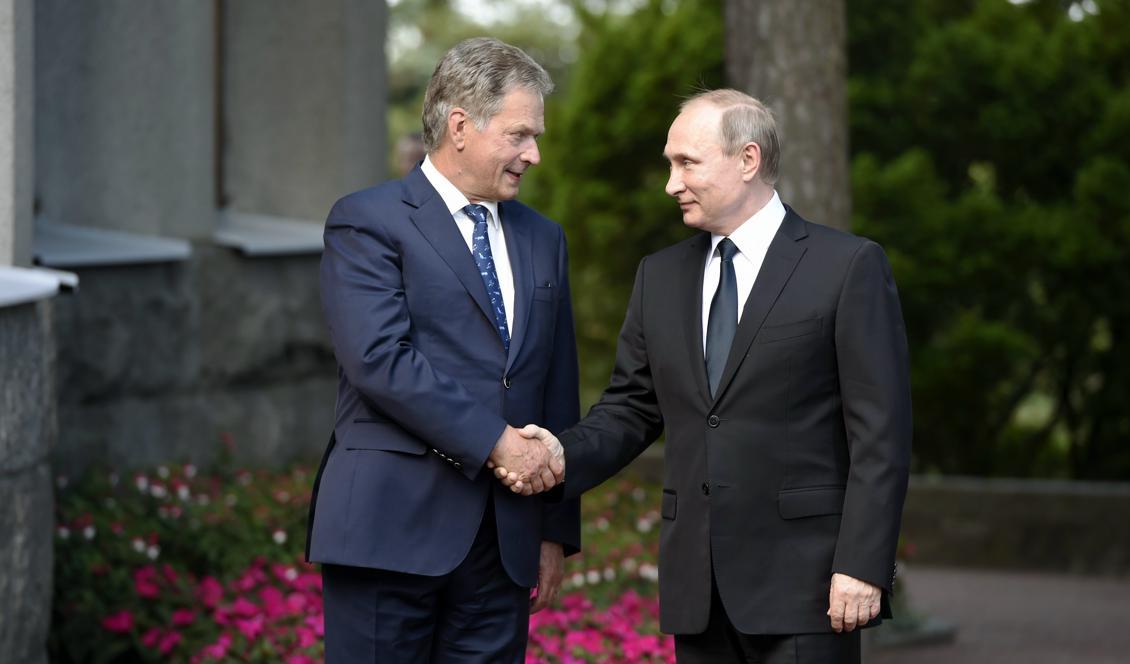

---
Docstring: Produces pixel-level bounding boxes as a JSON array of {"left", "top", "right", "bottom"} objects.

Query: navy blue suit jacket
[{"left": 307, "top": 166, "right": 581, "bottom": 587}]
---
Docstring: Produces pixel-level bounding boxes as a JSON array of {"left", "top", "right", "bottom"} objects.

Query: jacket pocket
[
  {"left": 533, "top": 284, "right": 555, "bottom": 302},
  {"left": 777, "top": 486, "right": 845, "bottom": 519},
  {"left": 756, "top": 317, "right": 822, "bottom": 344},
  {"left": 343, "top": 421, "right": 428, "bottom": 455},
  {"left": 661, "top": 489, "right": 677, "bottom": 520}
]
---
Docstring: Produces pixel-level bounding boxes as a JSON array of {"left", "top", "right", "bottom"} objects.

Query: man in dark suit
[
  {"left": 501, "top": 89, "right": 912, "bottom": 663},
  {"left": 307, "top": 38, "right": 580, "bottom": 662}
]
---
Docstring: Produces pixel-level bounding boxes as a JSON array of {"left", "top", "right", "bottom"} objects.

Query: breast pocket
[
  {"left": 756, "top": 316, "right": 822, "bottom": 344},
  {"left": 532, "top": 283, "right": 555, "bottom": 302}
]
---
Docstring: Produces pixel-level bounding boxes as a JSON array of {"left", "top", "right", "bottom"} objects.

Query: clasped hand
[{"left": 486, "top": 425, "right": 563, "bottom": 495}]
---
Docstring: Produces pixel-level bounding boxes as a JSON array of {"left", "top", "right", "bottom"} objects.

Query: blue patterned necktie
[{"left": 463, "top": 204, "right": 510, "bottom": 352}]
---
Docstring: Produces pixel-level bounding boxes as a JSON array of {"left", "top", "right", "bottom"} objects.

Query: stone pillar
[
  {"left": 0, "top": 302, "right": 55, "bottom": 664},
  {"left": 0, "top": 0, "right": 32, "bottom": 266},
  {"left": 223, "top": 0, "right": 387, "bottom": 220},
  {"left": 34, "top": 0, "right": 215, "bottom": 239}
]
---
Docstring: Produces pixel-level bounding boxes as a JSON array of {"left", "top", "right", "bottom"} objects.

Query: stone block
[
  {"left": 52, "top": 262, "right": 199, "bottom": 403},
  {"left": 0, "top": 301, "right": 54, "bottom": 474},
  {"left": 196, "top": 244, "right": 334, "bottom": 383},
  {"left": 0, "top": 463, "right": 53, "bottom": 664},
  {"left": 34, "top": 0, "right": 215, "bottom": 239}
]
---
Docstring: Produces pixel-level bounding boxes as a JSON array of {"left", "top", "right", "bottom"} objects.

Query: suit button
[
  {"left": 453, "top": 462, "right": 462, "bottom": 469},
  {"left": 502, "top": 376, "right": 512, "bottom": 389},
  {"left": 701, "top": 482, "right": 711, "bottom": 496},
  {"left": 707, "top": 415, "right": 720, "bottom": 428}
]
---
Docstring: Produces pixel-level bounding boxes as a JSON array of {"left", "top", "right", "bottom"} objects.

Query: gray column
[
  {"left": 223, "top": 0, "right": 387, "bottom": 221},
  {"left": 0, "top": 302, "right": 55, "bottom": 664},
  {"left": 0, "top": 0, "right": 32, "bottom": 266},
  {"left": 35, "top": 0, "right": 215, "bottom": 239}
]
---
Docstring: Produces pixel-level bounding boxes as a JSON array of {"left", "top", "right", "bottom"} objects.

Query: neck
[
  {"left": 428, "top": 147, "right": 484, "bottom": 202},
  {"left": 717, "top": 186, "right": 774, "bottom": 236}
]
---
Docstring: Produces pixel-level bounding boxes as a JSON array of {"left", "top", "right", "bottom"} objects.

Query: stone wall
[
  {"left": 52, "top": 246, "right": 337, "bottom": 478},
  {"left": 0, "top": 301, "right": 55, "bottom": 664}
]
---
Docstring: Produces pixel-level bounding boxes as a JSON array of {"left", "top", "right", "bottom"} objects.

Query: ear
[
  {"left": 448, "top": 107, "right": 470, "bottom": 151},
  {"left": 739, "top": 142, "right": 761, "bottom": 183}
]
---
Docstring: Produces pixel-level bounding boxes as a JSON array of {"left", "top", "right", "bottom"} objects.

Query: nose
[
  {"left": 522, "top": 138, "right": 541, "bottom": 166},
  {"left": 665, "top": 168, "right": 684, "bottom": 197}
]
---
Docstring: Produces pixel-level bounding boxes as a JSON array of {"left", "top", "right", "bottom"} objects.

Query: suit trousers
[
  {"left": 674, "top": 573, "right": 861, "bottom": 664},
  {"left": 321, "top": 497, "right": 530, "bottom": 663}
]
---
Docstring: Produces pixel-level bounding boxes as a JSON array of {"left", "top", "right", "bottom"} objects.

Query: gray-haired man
[{"left": 307, "top": 37, "right": 580, "bottom": 662}]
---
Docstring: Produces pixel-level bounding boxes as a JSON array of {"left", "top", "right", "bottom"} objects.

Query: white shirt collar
[
  {"left": 420, "top": 155, "right": 501, "bottom": 226},
  {"left": 709, "top": 190, "right": 786, "bottom": 259}
]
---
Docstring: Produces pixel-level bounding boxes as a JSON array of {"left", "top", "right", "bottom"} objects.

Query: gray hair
[
  {"left": 421, "top": 38, "right": 553, "bottom": 152},
  {"left": 682, "top": 89, "right": 780, "bottom": 185}
]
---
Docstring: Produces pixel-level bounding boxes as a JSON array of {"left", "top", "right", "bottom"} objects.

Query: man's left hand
[
  {"left": 530, "top": 541, "right": 564, "bottom": 613},
  {"left": 827, "top": 573, "right": 881, "bottom": 632}
]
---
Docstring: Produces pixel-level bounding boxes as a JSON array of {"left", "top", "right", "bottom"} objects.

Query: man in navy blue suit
[{"left": 307, "top": 37, "right": 580, "bottom": 662}]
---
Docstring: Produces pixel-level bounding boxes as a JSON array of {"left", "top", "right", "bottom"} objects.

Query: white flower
[
  {"left": 635, "top": 517, "right": 653, "bottom": 533},
  {"left": 150, "top": 484, "right": 168, "bottom": 499},
  {"left": 595, "top": 517, "right": 610, "bottom": 531},
  {"left": 639, "top": 563, "right": 659, "bottom": 582},
  {"left": 157, "top": 465, "right": 170, "bottom": 479},
  {"left": 56, "top": 526, "right": 70, "bottom": 540},
  {"left": 135, "top": 475, "right": 149, "bottom": 492},
  {"left": 82, "top": 525, "right": 96, "bottom": 540},
  {"left": 585, "top": 569, "right": 601, "bottom": 585},
  {"left": 631, "top": 487, "right": 646, "bottom": 502},
  {"left": 183, "top": 464, "right": 197, "bottom": 479},
  {"left": 272, "top": 529, "right": 287, "bottom": 545},
  {"left": 284, "top": 567, "right": 298, "bottom": 581},
  {"left": 621, "top": 557, "right": 639, "bottom": 573},
  {"left": 146, "top": 545, "right": 160, "bottom": 560},
  {"left": 603, "top": 566, "right": 616, "bottom": 582},
  {"left": 131, "top": 537, "right": 146, "bottom": 553},
  {"left": 177, "top": 485, "right": 191, "bottom": 502},
  {"left": 570, "top": 572, "right": 585, "bottom": 587}
]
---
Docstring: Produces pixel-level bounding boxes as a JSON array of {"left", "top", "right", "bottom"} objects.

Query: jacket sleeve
[
  {"left": 559, "top": 257, "right": 665, "bottom": 501},
  {"left": 319, "top": 198, "right": 506, "bottom": 481},
  {"left": 539, "top": 226, "right": 582, "bottom": 555},
  {"left": 830, "top": 240, "right": 913, "bottom": 592}
]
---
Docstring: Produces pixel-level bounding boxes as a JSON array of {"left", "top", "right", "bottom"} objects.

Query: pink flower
[
  {"left": 295, "top": 626, "right": 318, "bottom": 649},
  {"left": 286, "top": 655, "right": 316, "bottom": 664},
  {"left": 101, "top": 610, "right": 134, "bottom": 633},
  {"left": 234, "top": 614, "right": 264, "bottom": 641},
  {"left": 198, "top": 632, "right": 232, "bottom": 660},
  {"left": 158, "top": 630, "right": 183, "bottom": 655},
  {"left": 172, "top": 608, "right": 196, "bottom": 626},
  {"left": 230, "top": 596, "right": 260, "bottom": 618},
  {"left": 133, "top": 566, "right": 161, "bottom": 599},
  {"left": 305, "top": 613, "right": 325, "bottom": 636},
  {"left": 141, "top": 627, "right": 162, "bottom": 648},
  {"left": 197, "top": 576, "right": 224, "bottom": 607}
]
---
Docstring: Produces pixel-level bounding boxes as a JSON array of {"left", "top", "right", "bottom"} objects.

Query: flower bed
[{"left": 51, "top": 448, "right": 672, "bottom": 662}]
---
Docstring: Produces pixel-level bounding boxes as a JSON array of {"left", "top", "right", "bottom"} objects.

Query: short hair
[
  {"left": 421, "top": 38, "right": 553, "bottom": 152},
  {"left": 682, "top": 89, "right": 780, "bottom": 185}
]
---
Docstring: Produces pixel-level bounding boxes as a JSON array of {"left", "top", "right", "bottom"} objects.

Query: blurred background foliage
[{"left": 388, "top": 0, "right": 1130, "bottom": 480}]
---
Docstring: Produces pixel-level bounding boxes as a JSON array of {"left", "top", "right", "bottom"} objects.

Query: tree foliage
[
  {"left": 523, "top": 0, "right": 725, "bottom": 401},
  {"left": 849, "top": 0, "right": 1130, "bottom": 478}
]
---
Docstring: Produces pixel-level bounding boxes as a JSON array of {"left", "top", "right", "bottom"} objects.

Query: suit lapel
[
  {"left": 500, "top": 201, "right": 532, "bottom": 371},
  {"left": 403, "top": 170, "right": 496, "bottom": 330},
  {"left": 712, "top": 210, "right": 809, "bottom": 403},
  {"left": 681, "top": 233, "right": 713, "bottom": 405}
]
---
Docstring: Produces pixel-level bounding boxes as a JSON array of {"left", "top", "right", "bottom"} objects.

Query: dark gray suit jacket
[{"left": 561, "top": 207, "right": 912, "bottom": 635}]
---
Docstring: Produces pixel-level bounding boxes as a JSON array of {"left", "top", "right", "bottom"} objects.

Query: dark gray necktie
[{"left": 706, "top": 238, "right": 739, "bottom": 397}]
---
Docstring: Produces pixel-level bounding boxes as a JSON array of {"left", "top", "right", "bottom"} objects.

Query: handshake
[{"left": 486, "top": 424, "right": 564, "bottom": 495}]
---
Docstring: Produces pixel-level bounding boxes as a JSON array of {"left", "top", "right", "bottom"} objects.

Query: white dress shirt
[
  {"left": 701, "top": 191, "right": 786, "bottom": 354},
  {"left": 421, "top": 156, "right": 515, "bottom": 332}
]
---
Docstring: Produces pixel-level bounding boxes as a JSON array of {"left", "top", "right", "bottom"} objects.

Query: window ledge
[
  {"left": 213, "top": 210, "right": 323, "bottom": 257},
  {"left": 0, "top": 266, "right": 71, "bottom": 308},
  {"left": 34, "top": 221, "right": 192, "bottom": 268}
]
